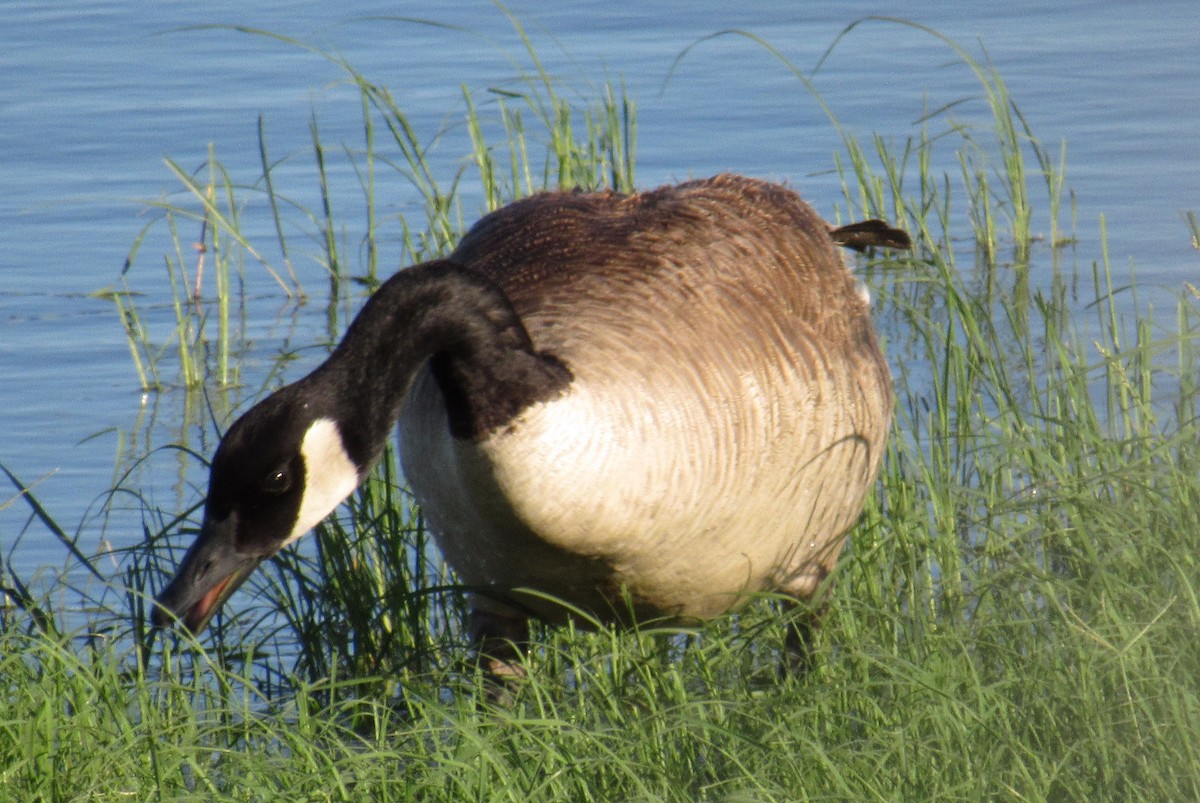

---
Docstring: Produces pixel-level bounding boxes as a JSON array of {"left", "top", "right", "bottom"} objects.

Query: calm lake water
[{"left": 2, "top": 1, "right": 1198, "bottom": 593}]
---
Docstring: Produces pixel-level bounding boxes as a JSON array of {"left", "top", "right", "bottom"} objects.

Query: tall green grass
[{"left": 4, "top": 20, "right": 1200, "bottom": 801}]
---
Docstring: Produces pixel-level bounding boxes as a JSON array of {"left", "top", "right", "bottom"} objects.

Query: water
[{"left": 2, "top": 1, "right": 1198, "bottom": 588}]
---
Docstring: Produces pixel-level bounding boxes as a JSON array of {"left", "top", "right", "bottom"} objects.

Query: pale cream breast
[{"left": 398, "top": 300, "right": 889, "bottom": 624}]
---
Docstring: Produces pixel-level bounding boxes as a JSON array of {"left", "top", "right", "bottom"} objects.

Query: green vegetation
[{"left": 4, "top": 20, "right": 1200, "bottom": 800}]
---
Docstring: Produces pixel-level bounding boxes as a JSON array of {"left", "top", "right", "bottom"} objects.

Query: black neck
[{"left": 304, "top": 260, "right": 572, "bottom": 471}]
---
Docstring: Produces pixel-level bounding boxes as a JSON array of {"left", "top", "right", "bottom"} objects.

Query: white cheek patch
[{"left": 284, "top": 418, "right": 360, "bottom": 546}]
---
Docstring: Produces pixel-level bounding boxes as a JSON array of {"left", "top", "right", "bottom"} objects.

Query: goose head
[{"left": 151, "top": 385, "right": 360, "bottom": 632}]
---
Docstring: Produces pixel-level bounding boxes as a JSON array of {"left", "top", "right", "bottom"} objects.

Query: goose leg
[
  {"left": 468, "top": 599, "right": 530, "bottom": 704},
  {"left": 782, "top": 599, "right": 823, "bottom": 676},
  {"left": 779, "top": 564, "right": 832, "bottom": 677}
]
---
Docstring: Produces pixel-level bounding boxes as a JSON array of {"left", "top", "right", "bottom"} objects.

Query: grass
[{"left": 4, "top": 18, "right": 1200, "bottom": 801}]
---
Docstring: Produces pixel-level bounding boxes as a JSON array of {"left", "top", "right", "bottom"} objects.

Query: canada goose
[{"left": 151, "top": 174, "right": 909, "bottom": 687}]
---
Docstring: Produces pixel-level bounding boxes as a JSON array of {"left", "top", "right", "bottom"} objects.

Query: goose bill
[{"left": 151, "top": 517, "right": 265, "bottom": 634}]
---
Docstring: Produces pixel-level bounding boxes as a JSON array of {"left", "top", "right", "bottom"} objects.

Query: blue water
[{"left": 3, "top": 1, "right": 1198, "bottom": 588}]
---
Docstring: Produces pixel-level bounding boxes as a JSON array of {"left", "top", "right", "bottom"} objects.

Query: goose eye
[{"left": 262, "top": 469, "right": 291, "bottom": 495}]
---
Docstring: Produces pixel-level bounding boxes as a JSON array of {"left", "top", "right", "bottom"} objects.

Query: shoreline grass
[{"left": 3, "top": 19, "right": 1200, "bottom": 801}]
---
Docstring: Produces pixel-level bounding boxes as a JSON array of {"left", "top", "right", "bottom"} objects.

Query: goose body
[
  {"left": 403, "top": 175, "right": 896, "bottom": 625},
  {"left": 152, "top": 174, "right": 907, "bottom": 677}
]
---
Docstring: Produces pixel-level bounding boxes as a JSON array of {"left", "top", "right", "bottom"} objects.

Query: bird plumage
[{"left": 151, "top": 173, "right": 908, "bottom": 683}]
